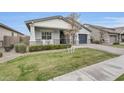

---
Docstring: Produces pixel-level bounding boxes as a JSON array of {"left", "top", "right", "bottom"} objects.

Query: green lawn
[
  {"left": 115, "top": 74, "right": 124, "bottom": 81},
  {"left": 0, "top": 48, "right": 118, "bottom": 81},
  {"left": 112, "top": 44, "right": 124, "bottom": 48}
]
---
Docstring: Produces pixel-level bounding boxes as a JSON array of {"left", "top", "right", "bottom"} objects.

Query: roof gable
[
  {"left": 25, "top": 16, "right": 91, "bottom": 32},
  {"left": 0, "top": 23, "right": 24, "bottom": 35},
  {"left": 83, "top": 24, "right": 120, "bottom": 34},
  {"left": 33, "top": 18, "right": 72, "bottom": 30}
]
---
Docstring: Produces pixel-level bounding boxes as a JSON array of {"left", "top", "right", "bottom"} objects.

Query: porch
[{"left": 30, "top": 27, "right": 71, "bottom": 45}]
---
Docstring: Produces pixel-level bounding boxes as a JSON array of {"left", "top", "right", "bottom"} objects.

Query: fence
[
  {"left": 3, "top": 36, "right": 30, "bottom": 47},
  {"left": 30, "top": 38, "right": 78, "bottom": 45}
]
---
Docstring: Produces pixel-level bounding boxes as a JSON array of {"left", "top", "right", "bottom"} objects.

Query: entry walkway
[
  {"left": 0, "top": 49, "right": 22, "bottom": 63},
  {"left": 51, "top": 55, "right": 124, "bottom": 81}
]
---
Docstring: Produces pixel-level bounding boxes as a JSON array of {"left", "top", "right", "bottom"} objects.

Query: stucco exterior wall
[
  {"left": 102, "top": 32, "right": 110, "bottom": 44},
  {"left": 0, "top": 27, "right": 12, "bottom": 41},
  {"left": 0, "top": 27, "right": 22, "bottom": 41},
  {"left": 34, "top": 19, "right": 72, "bottom": 30},
  {"left": 87, "top": 26, "right": 101, "bottom": 42},
  {"left": 0, "top": 26, "right": 23, "bottom": 47}
]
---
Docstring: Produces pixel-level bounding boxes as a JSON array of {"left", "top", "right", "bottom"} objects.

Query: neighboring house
[
  {"left": 0, "top": 23, "right": 24, "bottom": 47},
  {"left": 114, "top": 27, "right": 124, "bottom": 42},
  {"left": 25, "top": 16, "right": 91, "bottom": 45},
  {"left": 83, "top": 24, "right": 123, "bottom": 45}
]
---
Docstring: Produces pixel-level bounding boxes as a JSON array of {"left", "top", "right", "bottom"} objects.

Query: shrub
[
  {"left": 29, "top": 44, "right": 71, "bottom": 52},
  {"left": 92, "top": 40, "right": 101, "bottom": 44},
  {"left": 113, "top": 42, "right": 120, "bottom": 45},
  {"left": 0, "top": 52, "right": 2, "bottom": 57},
  {"left": 15, "top": 43, "right": 27, "bottom": 53},
  {"left": 4, "top": 44, "right": 14, "bottom": 52}
]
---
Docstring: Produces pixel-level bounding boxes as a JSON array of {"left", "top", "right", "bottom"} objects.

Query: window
[
  {"left": 42, "top": 32, "right": 52, "bottom": 40},
  {"left": 11, "top": 32, "right": 14, "bottom": 36}
]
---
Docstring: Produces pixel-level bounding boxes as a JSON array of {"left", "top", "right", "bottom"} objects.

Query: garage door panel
[{"left": 79, "top": 34, "right": 87, "bottom": 44}]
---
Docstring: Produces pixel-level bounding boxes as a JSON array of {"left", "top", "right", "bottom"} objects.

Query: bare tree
[
  {"left": 99, "top": 31, "right": 105, "bottom": 44},
  {"left": 67, "top": 12, "right": 81, "bottom": 45}
]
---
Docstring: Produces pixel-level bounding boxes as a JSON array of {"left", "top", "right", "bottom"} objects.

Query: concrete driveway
[{"left": 73, "top": 44, "right": 124, "bottom": 55}]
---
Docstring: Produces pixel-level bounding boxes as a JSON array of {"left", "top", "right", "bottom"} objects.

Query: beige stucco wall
[
  {"left": 0, "top": 27, "right": 12, "bottom": 41},
  {"left": 86, "top": 26, "right": 119, "bottom": 45},
  {"left": 87, "top": 26, "right": 101, "bottom": 41},
  {"left": 34, "top": 19, "right": 72, "bottom": 30},
  {"left": 0, "top": 26, "right": 22, "bottom": 41}
]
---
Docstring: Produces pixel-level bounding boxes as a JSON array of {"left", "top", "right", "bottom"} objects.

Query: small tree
[
  {"left": 65, "top": 13, "right": 81, "bottom": 53},
  {"left": 67, "top": 12, "right": 81, "bottom": 45}
]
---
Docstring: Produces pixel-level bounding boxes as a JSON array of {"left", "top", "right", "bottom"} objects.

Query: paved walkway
[
  {"left": 0, "top": 48, "right": 22, "bottom": 63},
  {"left": 51, "top": 55, "right": 124, "bottom": 81}
]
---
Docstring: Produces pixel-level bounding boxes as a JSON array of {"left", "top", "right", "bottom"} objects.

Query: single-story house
[
  {"left": 114, "top": 27, "right": 124, "bottom": 42},
  {"left": 25, "top": 16, "right": 91, "bottom": 45},
  {"left": 0, "top": 23, "right": 24, "bottom": 47},
  {"left": 83, "top": 24, "right": 124, "bottom": 45}
]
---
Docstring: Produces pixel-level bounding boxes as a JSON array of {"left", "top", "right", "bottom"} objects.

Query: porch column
[
  {"left": 119, "top": 34, "right": 122, "bottom": 42},
  {"left": 29, "top": 23, "right": 36, "bottom": 45},
  {"left": 69, "top": 35, "right": 72, "bottom": 45},
  {"left": 75, "top": 33, "right": 79, "bottom": 45}
]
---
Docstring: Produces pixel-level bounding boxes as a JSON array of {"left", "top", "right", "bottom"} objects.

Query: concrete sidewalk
[{"left": 51, "top": 55, "right": 124, "bottom": 81}]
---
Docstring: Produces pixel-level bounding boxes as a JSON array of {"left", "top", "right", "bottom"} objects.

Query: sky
[{"left": 0, "top": 12, "right": 124, "bottom": 35}]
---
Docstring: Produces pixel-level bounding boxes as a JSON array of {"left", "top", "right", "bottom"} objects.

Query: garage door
[
  {"left": 110, "top": 35, "right": 117, "bottom": 44},
  {"left": 79, "top": 34, "right": 87, "bottom": 44}
]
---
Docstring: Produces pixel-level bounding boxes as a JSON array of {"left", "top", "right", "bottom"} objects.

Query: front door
[
  {"left": 79, "top": 34, "right": 87, "bottom": 44},
  {"left": 60, "top": 30, "right": 66, "bottom": 44}
]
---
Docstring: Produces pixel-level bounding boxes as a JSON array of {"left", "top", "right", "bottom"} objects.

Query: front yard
[
  {"left": 112, "top": 44, "right": 124, "bottom": 48},
  {"left": 0, "top": 48, "right": 118, "bottom": 81},
  {"left": 115, "top": 74, "right": 124, "bottom": 81}
]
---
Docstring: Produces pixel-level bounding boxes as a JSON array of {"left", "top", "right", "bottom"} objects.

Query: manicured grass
[
  {"left": 115, "top": 74, "right": 124, "bottom": 81},
  {"left": 0, "top": 48, "right": 118, "bottom": 81},
  {"left": 112, "top": 44, "right": 124, "bottom": 48}
]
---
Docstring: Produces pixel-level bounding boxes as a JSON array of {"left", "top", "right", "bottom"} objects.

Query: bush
[
  {"left": 15, "top": 43, "right": 27, "bottom": 53},
  {"left": 4, "top": 44, "right": 14, "bottom": 52},
  {"left": 0, "top": 52, "right": 2, "bottom": 57},
  {"left": 92, "top": 40, "right": 101, "bottom": 44},
  {"left": 113, "top": 42, "right": 120, "bottom": 45},
  {"left": 29, "top": 44, "right": 71, "bottom": 52}
]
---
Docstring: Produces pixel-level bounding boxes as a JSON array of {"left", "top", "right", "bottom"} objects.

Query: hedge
[
  {"left": 113, "top": 42, "right": 120, "bottom": 45},
  {"left": 29, "top": 44, "right": 71, "bottom": 52},
  {"left": 0, "top": 52, "right": 2, "bottom": 57},
  {"left": 15, "top": 43, "right": 27, "bottom": 53}
]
